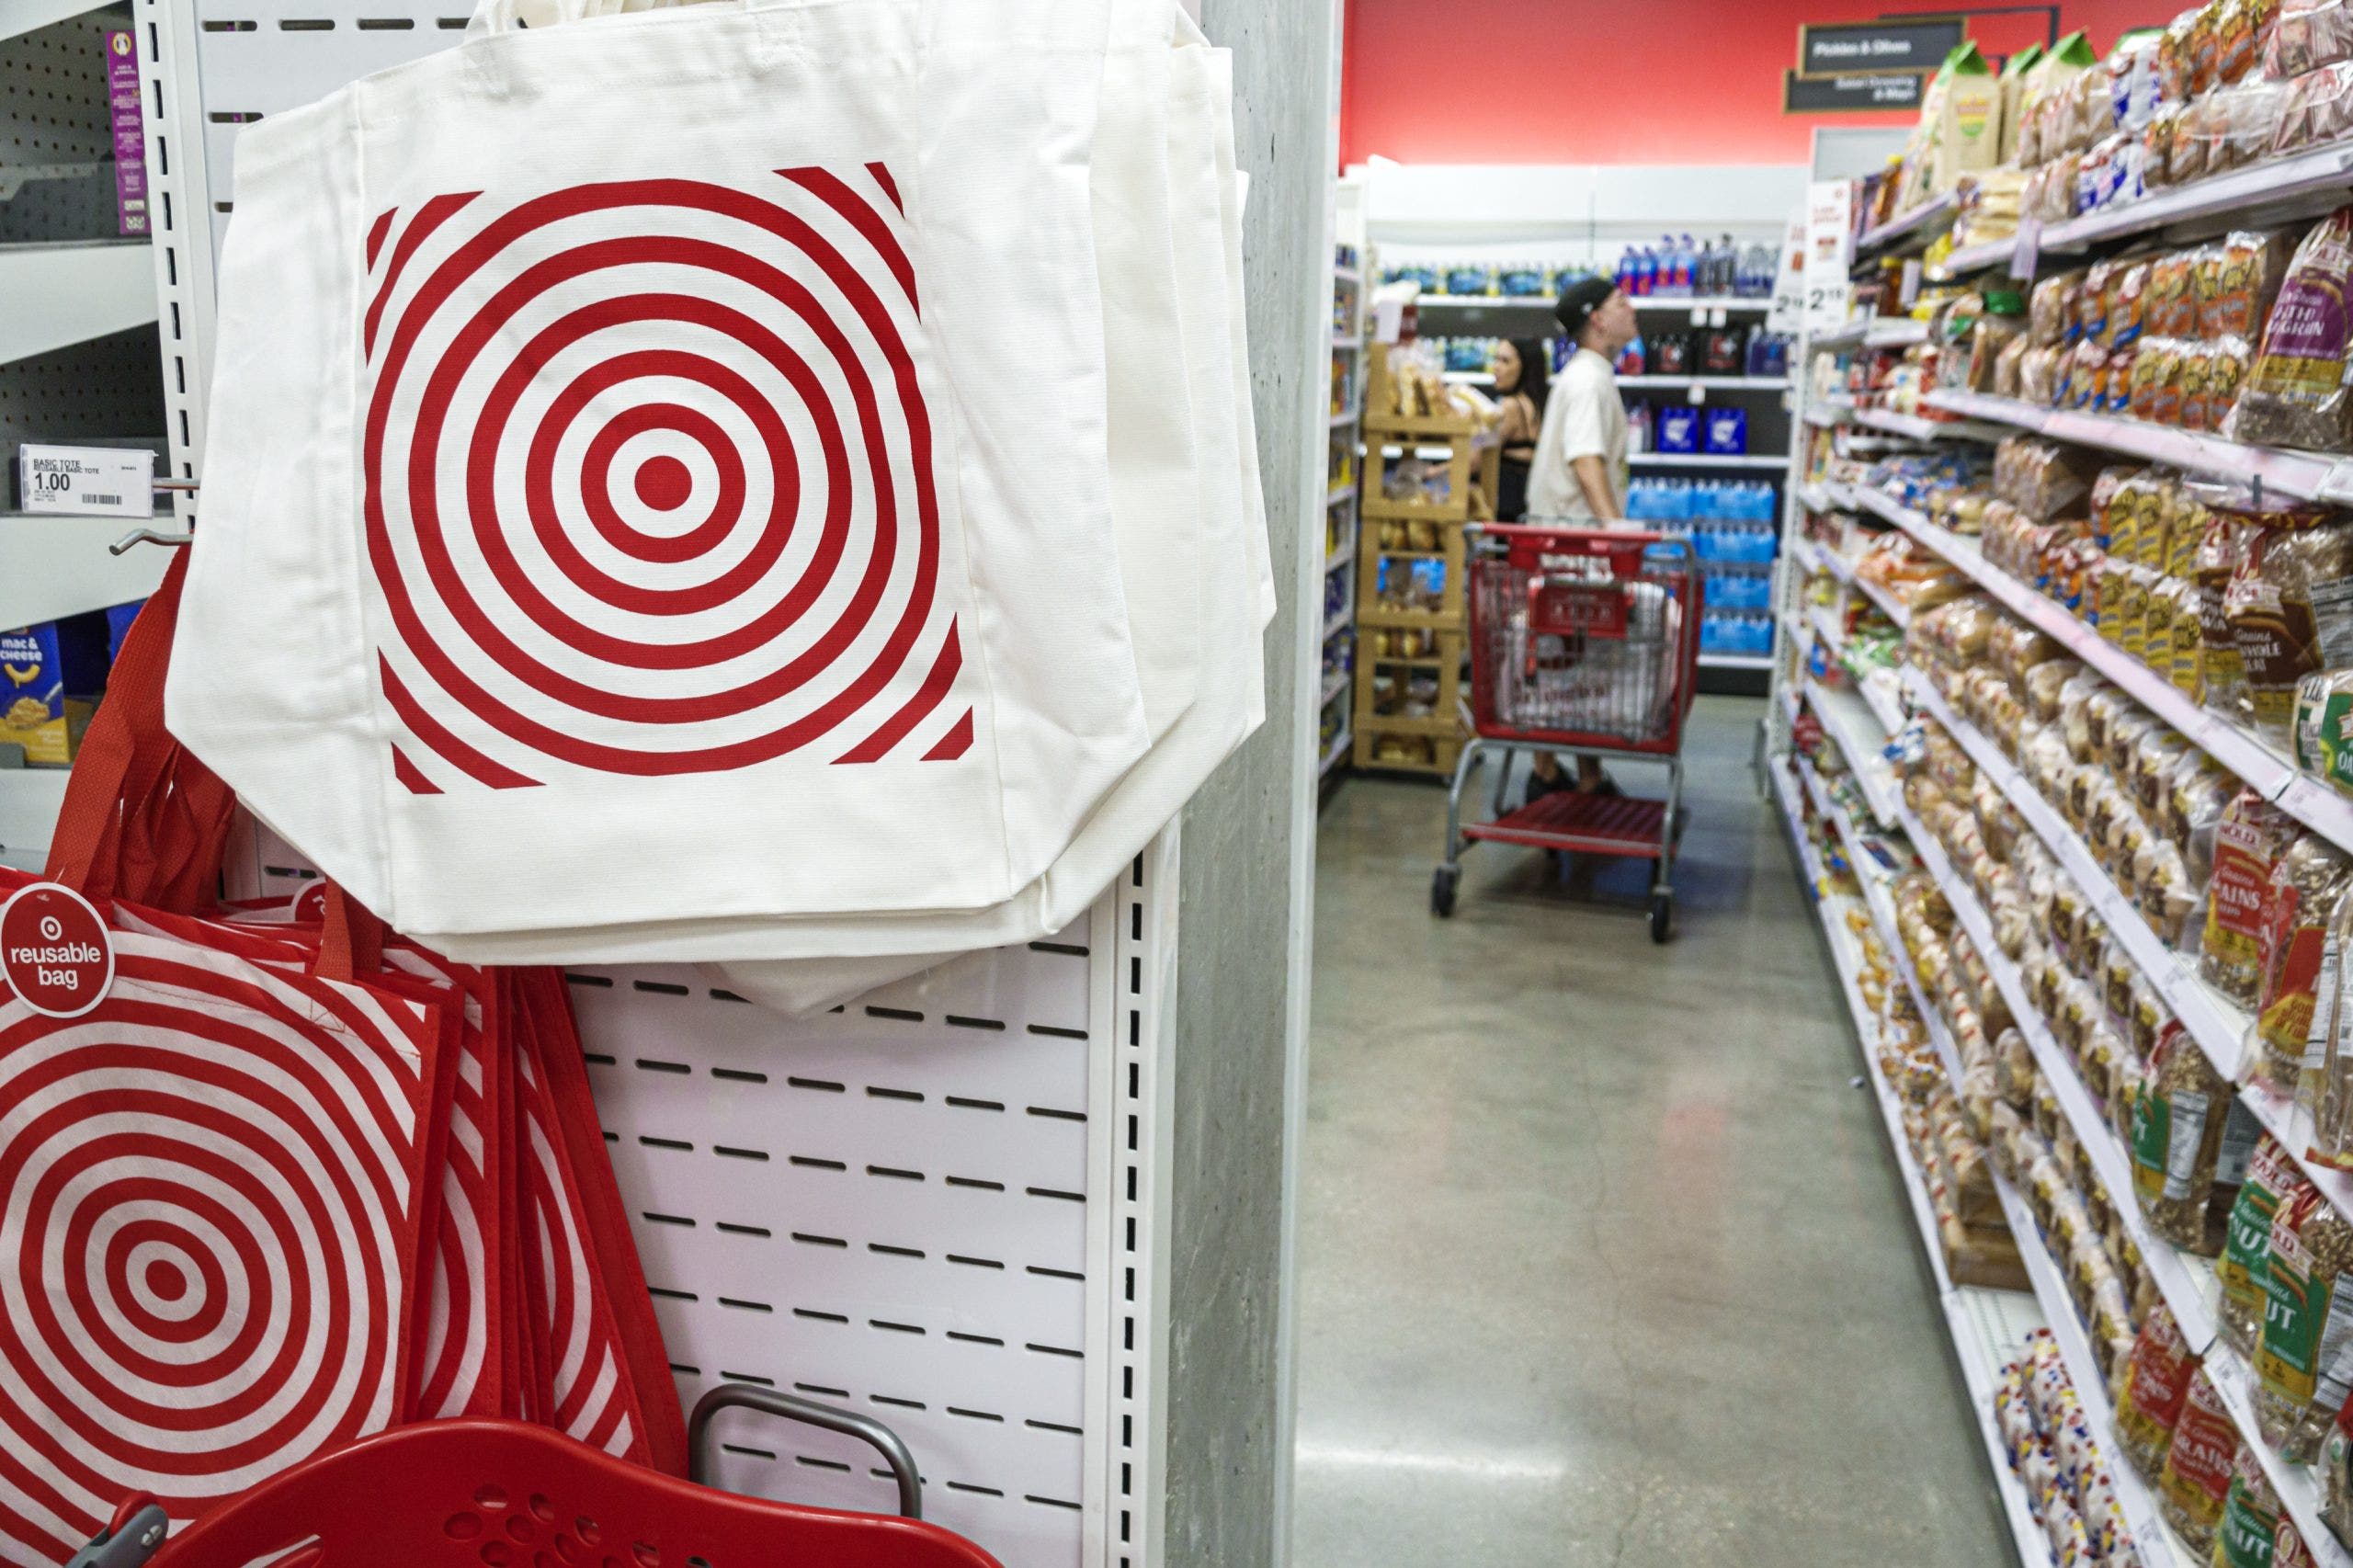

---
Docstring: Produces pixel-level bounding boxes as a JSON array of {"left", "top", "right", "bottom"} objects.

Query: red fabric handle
[
  {"left": 42, "top": 549, "right": 233, "bottom": 912},
  {"left": 316, "top": 883, "right": 386, "bottom": 983}
]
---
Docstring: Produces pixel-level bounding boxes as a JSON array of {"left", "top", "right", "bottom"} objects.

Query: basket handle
[{"left": 688, "top": 1383, "right": 926, "bottom": 1520}]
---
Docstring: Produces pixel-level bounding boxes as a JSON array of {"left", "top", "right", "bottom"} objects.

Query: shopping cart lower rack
[{"left": 1433, "top": 525, "right": 1701, "bottom": 941}]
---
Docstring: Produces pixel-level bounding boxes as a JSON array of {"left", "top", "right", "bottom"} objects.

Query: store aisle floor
[{"left": 1289, "top": 696, "right": 2009, "bottom": 1567}]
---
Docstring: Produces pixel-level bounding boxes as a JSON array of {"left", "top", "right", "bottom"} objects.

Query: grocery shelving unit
[
  {"left": 1768, "top": 731, "right": 2052, "bottom": 1568},
  {"left": 1351, "top": 346, "right": 1494, "bottom": 778},
  {"left": 1, "top": 0, "right": 172, "bottom": 871},
  {"left": 1765, "top": 134, "right": 2353, "bottom": 1568},
  {"left": 1322, "top": 245, "right": 1366, "bottom": 784}
]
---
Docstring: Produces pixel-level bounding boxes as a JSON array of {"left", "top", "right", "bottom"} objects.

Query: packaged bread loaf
[
  {"left": 2225, "top": 517, "right": 2353, "bottom": 745},
  {"left": 2309, "top": 892, "right": 2353, "bottom": 1167},
  {"left": 2228, "top": 208, "right": 2353, "bottom": 452},
  {"left": 2214, "top": 1449, "right": 2283, "bottom": 1568},
  {"left": 2222, "top": 1133, "right": 2320, "bottom": 1356},
  {"left": 2163, "top": 1365, "right": 2245, "bottom": 1553},
  {"left": 2325, "top": 1396, "right": 2353, "bottom": 1548},
  {"left": 2274, "top": 0, "right": 2353, "bottom": 75},
  {"left": 2255, "top": 1180, "right": 2353, "bottom": 1460},
  {"left": 2118, "top": 1298, "right": 2200, "bottom": 1479},
  {"left": 2256, "top": 836, "right": 2353, "bottom": 1087},
  {"left": 2132, "top": 1024, "right": 2235, "bottom": 1254},
  {"left": 2205, "top": 789, "right": 2298, "bottom": 1003}
]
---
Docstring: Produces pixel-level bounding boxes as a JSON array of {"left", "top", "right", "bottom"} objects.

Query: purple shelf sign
[{"left": 106, "top": 30, "right": 148, "bottom": 237}]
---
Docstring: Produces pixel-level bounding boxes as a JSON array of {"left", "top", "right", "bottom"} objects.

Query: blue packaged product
[
  {"left": 1442, "top": 265, "right": 1493, "bottom": 297},
  {"left": 1704, "top": 408, "right": 1748, "bottom": 456},
  {"left": 104, "top": 600, "right": 144, "bottom": 664},
  {"left": 1498, "top": 265, "right": 1548, "bottom": 298},
  {"left": 1657, "top": 407, "right": 1700, "bottom": 454},
  {"left": 2, "top": 613, "right": 109, "bottom": 767}
]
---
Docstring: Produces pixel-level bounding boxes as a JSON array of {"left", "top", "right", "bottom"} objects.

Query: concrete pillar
[{"left": 1164, "top": 2, "right": 1340, "bottom": 1564}]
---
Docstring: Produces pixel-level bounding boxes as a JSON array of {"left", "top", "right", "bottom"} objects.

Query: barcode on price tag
[{"left": 15, "top": 445, "right": 152, "bottom": 518}]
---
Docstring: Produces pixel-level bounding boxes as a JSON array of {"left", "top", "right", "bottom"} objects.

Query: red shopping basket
[{"left": 95, "top": 1386, "right": 997, "bottom": 1568}]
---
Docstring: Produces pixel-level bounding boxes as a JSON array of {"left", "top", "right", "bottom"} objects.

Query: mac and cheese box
[{"left": 2, "top": 614, "right": 108, "bottom": 767}]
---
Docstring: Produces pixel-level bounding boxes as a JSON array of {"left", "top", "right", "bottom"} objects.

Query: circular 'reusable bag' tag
[{"left": 1, "top": 883, "right": 114, "bottom": 1018}]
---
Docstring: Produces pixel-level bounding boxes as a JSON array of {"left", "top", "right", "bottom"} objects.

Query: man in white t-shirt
[
  {"left": 1521, "top": 275, "right": 1639, "bottom": 806},
  {"left": 1527, "top": 276, "right": 1637, "bottom": 523}
]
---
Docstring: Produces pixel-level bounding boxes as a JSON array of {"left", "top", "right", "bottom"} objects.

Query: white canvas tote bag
[
  {"left": 168, "top": 0, "right": 1150, "bottom": 944},
  {"left": 465, "top": 0, "right": 1204, "bottom": 746},
  {"left": 408, "top": 19, "right": 1269, "bottom": 1002}
]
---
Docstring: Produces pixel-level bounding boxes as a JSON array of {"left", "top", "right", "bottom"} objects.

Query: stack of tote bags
[{"left": 169, "top": 0, "right": 1272, "bottom": 1012}]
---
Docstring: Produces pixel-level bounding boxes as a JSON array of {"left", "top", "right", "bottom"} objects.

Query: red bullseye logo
[
  {"left": 0, "top": 882, "right": 112, "bottom": 1018},
  {"left": 359, "top": 165, "right": 976, "bottom": 794}
]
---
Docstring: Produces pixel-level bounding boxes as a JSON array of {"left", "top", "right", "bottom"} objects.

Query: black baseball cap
[{"left": 1556, "top": 276, "right": 1620, "bottom": 337}]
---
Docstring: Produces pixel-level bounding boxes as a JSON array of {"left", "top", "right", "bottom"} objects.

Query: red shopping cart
[
  {"left": 1432, "top": 525, "right": 1701, "bottom": 941},
  {"left": 73, "top": 1385, "right": 997, "bottom": 1568}
]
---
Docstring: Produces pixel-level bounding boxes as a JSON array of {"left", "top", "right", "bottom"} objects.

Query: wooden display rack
[{"left": 1351, "top": 346, "right": 1499, "bottom": 778}]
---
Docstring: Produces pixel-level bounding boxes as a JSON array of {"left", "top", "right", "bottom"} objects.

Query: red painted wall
[{"left": 1341, "top": 0, "right": 2172, "bottom": 167}]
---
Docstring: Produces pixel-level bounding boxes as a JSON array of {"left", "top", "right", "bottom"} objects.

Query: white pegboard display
[{"left": 218, "top": 818, "right": 1175, "bottom": 1568}]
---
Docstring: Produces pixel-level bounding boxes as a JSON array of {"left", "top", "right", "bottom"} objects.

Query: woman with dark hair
[{"left": 1491, "top": 336, "right": 1549, "bottom": 522}]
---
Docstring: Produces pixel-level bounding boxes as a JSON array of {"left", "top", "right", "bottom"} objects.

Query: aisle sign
[
  {"left": 1782, "top": 70, "right": 1926, "bottom": 112},
  {"left": 1768, "top": 210, "right": 1808, "bottom": 336},
  {"left": 1796, "top": 18, "right": 1964, "bottom": 77},
  {"left": 1802, "top": 181, "right": 1854, "bottom": 335}
]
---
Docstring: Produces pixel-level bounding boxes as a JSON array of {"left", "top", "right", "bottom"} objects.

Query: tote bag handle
[{"left": 43, "top": 549, "right": 235, "bottom": 912}]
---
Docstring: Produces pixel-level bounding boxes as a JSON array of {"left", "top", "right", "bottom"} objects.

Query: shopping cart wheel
[
  {"left": 1431, "top": 866, "right": 1458, "bottom": 919},
  {"left": 1648, "top": 891, "right": 1673, "bottom": 944}
]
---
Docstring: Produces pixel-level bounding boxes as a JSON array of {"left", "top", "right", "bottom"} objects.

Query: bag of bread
[
  {"left": 2163, "top": 1365, "right": 2244, "bottom": 1553},
  {"left": 2207, "top": 231, "right": 2300, "bottom": 341},
  {"left": 2296, "top": 670, "right": 2353, "bottom": 797},
  {"left": 2132, "top": 1022, "right": 2235, "bottom": 1253},
  {"left": 2215, "top": 1449, "right": 2284, "bottom": 1568},
  {"left": 2325, "top": 1395, "right": 2353, "bottom": 1550},
  {"left": 2223, "top": 1134, "right": 2321, "bottom": 1355},
  {"left": 2200, "top": 515, "right": 2256, "bottom": 722},
  {"left": 2226, "top": 518, "right": 2353, "bottom": 745},
  {"left": 2256, "top": 837, "right": 2353, "bottom": 1085},
  {"left": 2206, "top": 788, "right": 2300, "bottom": 1002},
  {"left": 2275, "top": 0, "right": 2353, "bottom": 74},
  {"left": 2278, "top": 1511, "right": 2319, "bottom": 1568},
  {"left": 2310, "top": 893, "right": 2353, "bottom": 1168},
  {"left": 2228, "top": 207, "right": 2353, "bottom": 452},
  {"left": 2256, "top": 1180, "right": 2353, "bottom": 1460},
  {"left": 2119, "top": 1300, "right": 2200, "bottom": 1480}
]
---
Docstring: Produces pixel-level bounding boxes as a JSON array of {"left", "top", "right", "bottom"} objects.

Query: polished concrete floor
[{"left": 1290, "top": 695, "right": 2012, "bottom": 1566}]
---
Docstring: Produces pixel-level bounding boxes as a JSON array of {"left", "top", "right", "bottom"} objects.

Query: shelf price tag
[
  {"left": 15, "top": 445, "right": 153, "bottom": 518},
  {"left": 2010, "top": 215, "right": 2041, "bottom": 283}
]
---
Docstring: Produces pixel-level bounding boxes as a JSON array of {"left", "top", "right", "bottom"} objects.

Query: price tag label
[
  {"left": 16, "top": 445, "right": 152, "bottom": 518},
  {"left": 2010, "top": 215, "right": 2042, "bottom": 283}
]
